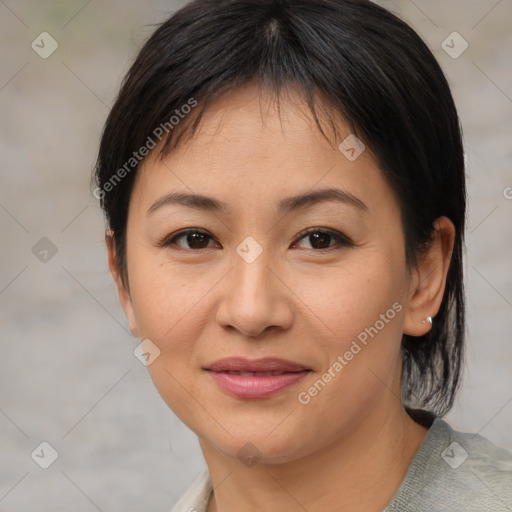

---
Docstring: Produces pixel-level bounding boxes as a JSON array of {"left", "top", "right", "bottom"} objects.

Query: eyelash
[{"left": 158, "top": 227, "right": 353, "bottom": 252}]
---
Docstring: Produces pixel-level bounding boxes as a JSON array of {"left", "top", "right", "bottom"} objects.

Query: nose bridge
[
  {"left": 233, "top": 233, "right": 272, "bottom": 292},
  {"left": 216, "top": 238, "right": 293, "bottom": 336},
  {"left": 233, "top": 246, "right": 271, "bottom": 302}
]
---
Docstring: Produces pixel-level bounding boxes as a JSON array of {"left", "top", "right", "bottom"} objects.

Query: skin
[{"left": 107, "top": 83, "right": 455, "bottom": 512}]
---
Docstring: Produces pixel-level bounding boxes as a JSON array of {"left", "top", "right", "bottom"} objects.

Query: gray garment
[
  {"left": 384, "top": 417, "right": 512, "bottom": 511},
  {"left": 170, "top": 418, "right": 512, "bottom": 512}
]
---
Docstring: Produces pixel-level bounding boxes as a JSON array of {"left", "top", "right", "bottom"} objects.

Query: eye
[
  {"left": 292, "top": 228, "right": 353, "bottom": 250},
  {"left": 158, "top": 227, "right": 353, "bottom": 251},
  {"left": 159, "top": 229, "right": 220, "bottom": 250}
]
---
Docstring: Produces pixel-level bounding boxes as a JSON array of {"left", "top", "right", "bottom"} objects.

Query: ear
[
  {"left": 403, "top": 216, "right": 455, "bottom": 336},
  {"left": 105, "top": 231, "right": 139, "bottom": 337}
]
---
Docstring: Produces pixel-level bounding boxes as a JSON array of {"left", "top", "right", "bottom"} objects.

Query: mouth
[
  {"left": 216, "top": 370, "right": 299, "bottom": 376},
  {"left": 203, "top": 357, "right": 312, "bottom": 398},
  {"left": 204, "top": 356, "right": 311, "bottom": 373}
]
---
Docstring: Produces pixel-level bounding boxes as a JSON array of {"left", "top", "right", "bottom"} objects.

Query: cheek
[
  {"left": 126, "top": 256, "right": 219, "bottom": 421},
  {"left": 125, "top": 250, "right": 232, "bottom": 415},
  {"left": 127, "top": 249, "right": 223, "bottom": 341},
  {"left": 290, "top": 246, "right": 407, "bottom": 410},
  {"left": 294, "top": 245, "right": 406, "bottom": 350},
  {"left": 290, "top": 299, "right": 405, "bottom": 455}
]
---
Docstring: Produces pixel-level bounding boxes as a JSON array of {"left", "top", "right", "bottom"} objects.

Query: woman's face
[{"left": 114, "top": 84, "right": 422, "bottom": 464}]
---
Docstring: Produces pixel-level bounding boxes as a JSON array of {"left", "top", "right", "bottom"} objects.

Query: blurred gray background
[{"left": 0, "top": 0, "right": 511, "bottom": 510}]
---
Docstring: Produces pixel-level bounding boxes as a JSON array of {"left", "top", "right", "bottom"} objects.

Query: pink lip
[
  {"left": 204, "top": 357, "right": 312, "bottom": 398},
  {"left": 205, "top": 357, "right": 309, "bottom": 373}
]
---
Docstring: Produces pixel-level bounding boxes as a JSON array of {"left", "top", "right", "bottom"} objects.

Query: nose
[{"left": 215, "top": 248, "right": 294, "bottom": 338}]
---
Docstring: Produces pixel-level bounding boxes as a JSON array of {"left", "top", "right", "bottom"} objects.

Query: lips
[
  {"left": 220, "top": 371, "right": 290, "bottom": 376},
  {"left": 205, "top": 357, "right": 310, "bottom": 373},
  {"left": 203, "top": 357, "right": 312, "bottom": 398}
]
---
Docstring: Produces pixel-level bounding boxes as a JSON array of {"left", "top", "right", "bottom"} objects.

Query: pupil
[
  {"left": 188, "top": 232, "right": 209, "bottom": 249},
  {"left": 310, "top": 232, "right": 330, "bottom": 249}
]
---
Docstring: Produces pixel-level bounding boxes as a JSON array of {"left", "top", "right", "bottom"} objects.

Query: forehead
[{"left": 130, "top": 84, "right": 399, "bottom": 222}]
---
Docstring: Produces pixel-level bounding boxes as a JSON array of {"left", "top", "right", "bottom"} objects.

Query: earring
[{"left": 422, "top": 316, "right": 433, "bottom": 325}]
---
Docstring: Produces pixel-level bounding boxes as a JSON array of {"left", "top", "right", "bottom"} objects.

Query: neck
[{"left": 201, "top": 403, "right": 428, "bottom": 512}]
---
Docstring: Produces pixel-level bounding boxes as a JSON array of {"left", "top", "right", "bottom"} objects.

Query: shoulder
[{"left": 385, "top": 417, "right": 512, "bottom": 512}]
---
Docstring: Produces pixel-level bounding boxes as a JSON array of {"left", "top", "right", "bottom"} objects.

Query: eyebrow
[{"left": 147, "top": 187, "right": 368, "bottom": 216}]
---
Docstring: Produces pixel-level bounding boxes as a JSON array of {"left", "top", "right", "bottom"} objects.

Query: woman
[{"left": 94, "top": 0, "right": 512, "bottom": 510}]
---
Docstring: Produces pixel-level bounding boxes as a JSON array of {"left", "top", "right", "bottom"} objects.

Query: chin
[{"left": 198, "top": 420, "right": 315, "bottom": 466}]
